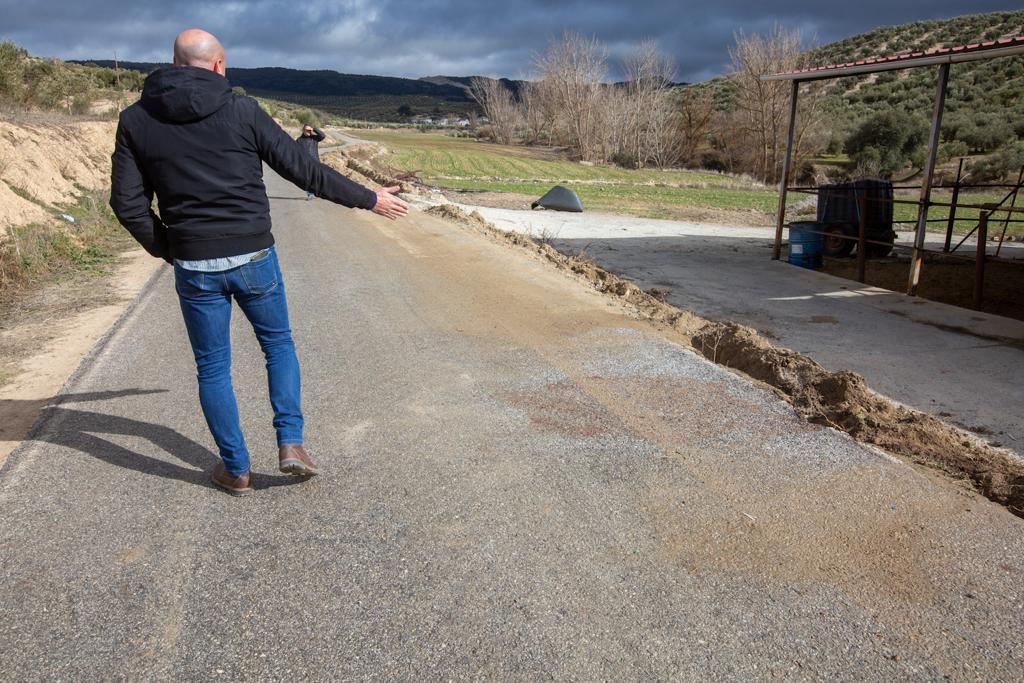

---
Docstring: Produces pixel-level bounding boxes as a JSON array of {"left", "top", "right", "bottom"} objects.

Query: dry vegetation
[{"left": 0, "top": 46, "right": 142, "bottom": 387}]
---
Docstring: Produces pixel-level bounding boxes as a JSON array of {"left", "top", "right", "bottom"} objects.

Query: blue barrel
[{"left": 788, "top": 222, "right": 824, "bottom": 269}]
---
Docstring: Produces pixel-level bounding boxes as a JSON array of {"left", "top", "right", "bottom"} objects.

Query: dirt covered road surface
[{"left": 1, "top": 169, "right": 1022, "bottom": 680}]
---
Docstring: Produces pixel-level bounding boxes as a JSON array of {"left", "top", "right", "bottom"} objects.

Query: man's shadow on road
[{"left": 8, "top": 389, "right": 300, "bottom": 490}]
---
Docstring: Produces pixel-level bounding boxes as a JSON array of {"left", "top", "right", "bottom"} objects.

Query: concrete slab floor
[{"left": 465, "top": 206, "right": 1024, "bottom": 454}]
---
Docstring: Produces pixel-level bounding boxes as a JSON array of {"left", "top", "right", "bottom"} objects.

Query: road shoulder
[{"left": 0, "top": 250, "right": 163, "bottom": 464}]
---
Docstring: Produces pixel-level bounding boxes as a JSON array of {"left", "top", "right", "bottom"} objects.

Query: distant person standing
[
  {"left": 109, "top": 29, "right": 409, "bottom": 496},
  {"left": 297, "top": 124, "right": 326, "bottom": 200}
]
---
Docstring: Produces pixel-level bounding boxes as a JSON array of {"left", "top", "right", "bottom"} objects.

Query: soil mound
[{"left": 425, "top": 204, "right": 488, "bottom": 227}]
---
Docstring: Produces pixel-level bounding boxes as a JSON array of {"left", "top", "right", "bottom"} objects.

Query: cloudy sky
[{"left": 0, "top": 1, "right": 1020, "bottom": 81}]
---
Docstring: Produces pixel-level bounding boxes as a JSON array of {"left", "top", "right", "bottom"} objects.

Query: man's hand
[{"left": 372, "top": 186, "right": 410, "bottom": 220}]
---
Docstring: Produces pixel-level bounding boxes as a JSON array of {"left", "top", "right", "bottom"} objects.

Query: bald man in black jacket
[{"left": 110, "top": 28, "right": 409, "bottom": 495}]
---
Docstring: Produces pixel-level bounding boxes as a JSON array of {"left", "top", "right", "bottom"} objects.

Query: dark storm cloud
[{"left": 0, "top": 0, "right": 1020, "bottom": 81}]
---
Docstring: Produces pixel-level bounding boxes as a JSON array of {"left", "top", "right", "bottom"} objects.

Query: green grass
[
  {"left": 809, "top": 154, "right": 853, "bottom": 169},
  {"left": 360, "top": 130, "right": 757, "bottom": 187},
  {"left": 355, "top": 129, "right": 788, "bottom": 220},
  {"left": 893, "top": 190, "right": 1024, "bottom": 237},
  {"left": 436, "top": 178, "right": 786, "bottom": 215}
]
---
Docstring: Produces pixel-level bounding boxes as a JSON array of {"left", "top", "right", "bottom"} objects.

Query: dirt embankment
[
  {"left": 322, "top": 147, "right": 417, "bottom": 195},
  {"left": 0, "top": 117, "right": 161, "bottom": 464},
  {"left": 0, "top": 119, "right": 117, "bottom": 236},
  {"left": 422, "top": 203, "right": 1024, "bottom": 518}
]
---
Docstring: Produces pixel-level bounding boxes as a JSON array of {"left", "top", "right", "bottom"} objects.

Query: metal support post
[
  {"left": 908, "top": 62, "right": 949, "bottom": 295},
  {"left": 974, "top": 212, "right": 988, "bottom": 310},
  {"left": 772, "top": 80, "right": 799, "bottom": 260}
]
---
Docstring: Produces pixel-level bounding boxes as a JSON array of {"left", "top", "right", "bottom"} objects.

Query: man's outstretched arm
[
  {"left": 109, "top": 119, "right": 171, "bottom": 260},
  {"left": 252, "top": 105, "right": 372, "bottom": 206},
  {"left": 251, "top": 103, "right": 408, "bottom": 219}
]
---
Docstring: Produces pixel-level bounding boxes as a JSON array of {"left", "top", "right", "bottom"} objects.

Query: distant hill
[
  {"left": 420, "top": 75, "right": 527, "bottom": 99},
  {"left": 77, "top": 9, "right": 1023, "bottom": 131},
  {"left": 75, "top": 60, "right": 516, "bottom": 121}
]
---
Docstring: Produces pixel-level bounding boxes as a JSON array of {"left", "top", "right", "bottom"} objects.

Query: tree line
[
  {"left": 468, "top": 30, "right": 828, "bottom": 181},
  {"left": 471, "top": 33, "right": 685, "bottom": 169},
  {"left": 470, "top": 27, "right": 1024, "bottom": 184}
]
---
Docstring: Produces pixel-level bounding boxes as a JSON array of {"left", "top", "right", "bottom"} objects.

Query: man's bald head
[{"left": 173, "top": 29, "right": 226, "bottom": 75}]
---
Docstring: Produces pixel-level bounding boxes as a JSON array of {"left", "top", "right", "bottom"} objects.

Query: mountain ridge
[{"left": 75, "top": 10, "right": 1024, "bottom": 125}]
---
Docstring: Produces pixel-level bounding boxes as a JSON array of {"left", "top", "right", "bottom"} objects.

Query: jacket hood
[{"left": 140, "top": 66, "right": 232, "bottom": 123}]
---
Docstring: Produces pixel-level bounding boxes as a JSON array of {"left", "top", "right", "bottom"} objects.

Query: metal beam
[
  {"left": 772, "top": 80, "right": 799, "bottom": 261},
  {"left": 762, "top": 42, "right": 1024, "bottom": 82},
  {"left": 908, "top": 62, "right": 950, "bottom": 296}
]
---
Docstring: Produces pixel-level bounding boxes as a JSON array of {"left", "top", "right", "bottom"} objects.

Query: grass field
[
  {"left": 354, "top": 129, "right": 1023, "bottom": 234},
  {"left": 355, "top": 130, "right": 789, "bottom": 221},
  {"left": 893, "top": 190, "right": 1023, "bottom": 237}
]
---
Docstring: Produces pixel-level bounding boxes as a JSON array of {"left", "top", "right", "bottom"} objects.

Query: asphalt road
[{"left": 1, "top": 169, "right": 1022, "bottom": 680}]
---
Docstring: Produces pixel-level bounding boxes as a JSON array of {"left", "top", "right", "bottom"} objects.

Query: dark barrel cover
[
  {"left": 816, "top": 179, "right": 894, "bottom": 238},
  {"left": 531, "top": 185, "right": 584, "bottom": 212}
]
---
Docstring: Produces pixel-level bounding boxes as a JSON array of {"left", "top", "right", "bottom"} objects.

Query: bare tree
[
  {"left": 597, "top": 83, "right": 630, "bottom": 162},
  {"left": 622, "top": 40, "right": 677, "bottom": 168},
  {"left": 645, "top": 91, "right": 684, "bottom": 169},
  {"left": 728, "top": 25, "right": 824, "bottom": 183},
  {"left": 519, "top": 80, "right": 551, "bottom": 145},
  {"left": 534, "top": 32, "right": 608, "bottom": 161},
  {"left": 676, "top": 88, "right": 714, "bottom": 166},
  {"left": 469, "top": 77, "right": 521, "bottom": 145}
]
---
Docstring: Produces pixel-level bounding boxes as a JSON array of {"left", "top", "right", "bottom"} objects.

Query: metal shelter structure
[{"left": 764, "top": 36, "right": 1024, "bottom": 296}]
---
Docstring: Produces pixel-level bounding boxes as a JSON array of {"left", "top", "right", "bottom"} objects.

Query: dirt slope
[{"left": 0, "top": 119, "right": 116, "bottom": 235}]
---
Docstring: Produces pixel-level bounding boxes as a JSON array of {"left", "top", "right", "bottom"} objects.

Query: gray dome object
[{"left": 531, "top": 185, "right": 584, "bottom": 212}]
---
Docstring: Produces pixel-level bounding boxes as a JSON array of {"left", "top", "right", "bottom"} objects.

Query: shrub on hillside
[
  {"left": 0, "top": 41, "right": 29, "bottom": 103},
  {"left": 938, "top": 139, "right": 970, "bottom": 163},
  {"left": 845, "top": 111, "right": 928, "bottom": 178},
  {"left": 956, "top": 113, "right": 1015, "bottom": 153},
  {"left": 971, "top": 141, "right": 1024, "bottom": 182},
  {"left": 0, "top": 40, "right": 139, "bottom": 113},
  {"left": 292, "top": 107, "right": 320, "bottom": 127}
]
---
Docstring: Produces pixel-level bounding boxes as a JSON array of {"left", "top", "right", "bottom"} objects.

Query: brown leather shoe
[
  {"left": 211, "top": 463, "right": 254, "bottom": 496},
  {"left": 279, "top": 444, "right": 319, "bottom": 477}
]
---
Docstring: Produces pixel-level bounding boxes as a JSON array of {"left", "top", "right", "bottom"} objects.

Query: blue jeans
[{"left": 174, "top": 247, "right": 303, "bottom": 476}]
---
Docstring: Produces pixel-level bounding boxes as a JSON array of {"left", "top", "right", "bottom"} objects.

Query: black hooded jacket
[{"left": 110, "top": 67, "right": 377, "bottom": 261}]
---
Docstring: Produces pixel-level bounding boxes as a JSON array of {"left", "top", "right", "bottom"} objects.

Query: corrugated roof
[{"left": 765, "top": 35, "right": 1024, "bottom": 81}]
